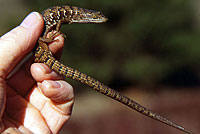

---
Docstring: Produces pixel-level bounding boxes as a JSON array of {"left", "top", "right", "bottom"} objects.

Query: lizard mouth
[
  {"left": 85, "top": 17, "right": 108, "bottom": 23},
  {"left": 71, "top": 10, "right": 108, "bottom": 23},
  {"left": 71, "top": 17, "right": 108, "bottom": 23}
]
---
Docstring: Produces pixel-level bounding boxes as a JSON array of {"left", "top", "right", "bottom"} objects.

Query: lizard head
[{"left": 69, "top": 7, "right": 108, "bottom": 24}]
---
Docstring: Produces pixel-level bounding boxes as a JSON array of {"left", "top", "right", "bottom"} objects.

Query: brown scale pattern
[{"left": 34, "top": 5, "right": 193, "bottom": 134}]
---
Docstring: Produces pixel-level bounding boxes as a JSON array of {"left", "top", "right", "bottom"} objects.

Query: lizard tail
[{"left": 34, "top": 45, "right": 193, "bottom": 134}]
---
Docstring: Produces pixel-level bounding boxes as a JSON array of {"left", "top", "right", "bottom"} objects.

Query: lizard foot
[{"left": 39, "top": 31, "right": 62, "bottom": 43}]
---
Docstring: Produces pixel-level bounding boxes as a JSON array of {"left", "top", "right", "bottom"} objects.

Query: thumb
[
  {"left": 0, "top": 12, "right": 44, "bottom": 131},
  {"left": 0, "top": 12, "right": 44, "bottom": 79}
]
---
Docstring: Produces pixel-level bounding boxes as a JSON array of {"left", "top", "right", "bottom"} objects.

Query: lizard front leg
[{"left": 39, "top": 20, "right": 65, "bottom": 44}]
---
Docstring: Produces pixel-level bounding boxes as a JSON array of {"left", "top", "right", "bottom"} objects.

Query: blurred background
[{"left": 0, "top": 0, "right": 200, "bottom": 133}]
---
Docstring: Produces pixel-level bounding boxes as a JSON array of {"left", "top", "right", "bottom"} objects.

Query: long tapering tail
[{"left": 34, "top": 45, "right": 193, "bottom": 134}]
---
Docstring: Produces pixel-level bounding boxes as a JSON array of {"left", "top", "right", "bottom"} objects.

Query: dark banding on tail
[{"left": 34, "top": 45, "right": 193, "bottom": 134}]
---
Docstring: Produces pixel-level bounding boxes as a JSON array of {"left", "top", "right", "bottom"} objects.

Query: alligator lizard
[{"left": 34, "top": 5, "right": 193, "bottom": 134}]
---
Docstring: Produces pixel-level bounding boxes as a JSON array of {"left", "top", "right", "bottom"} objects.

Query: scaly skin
[{"left": 34, "top": 5, "right": 193, "bottom": 134}]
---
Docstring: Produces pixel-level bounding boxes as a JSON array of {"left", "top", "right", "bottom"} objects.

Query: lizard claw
[{"left": 39, "top": 31, "right": 61, "bottom": 43}]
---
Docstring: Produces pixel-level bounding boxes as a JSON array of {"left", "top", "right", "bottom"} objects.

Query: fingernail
[
  {"left": 20, "top": 12, "right": 42, "bottom": 28},
  {"left": 43, "top": 80, "right": 61, "bottom": 89},
  {"left": 37, "top": 64, "right": 53, "bottom": 74}
]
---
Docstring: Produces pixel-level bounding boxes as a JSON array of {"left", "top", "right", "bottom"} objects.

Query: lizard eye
[
  {"left": 92, "top": 14, "right": 97, "bottom": 18},
  {"left": 77, "top": 11, "right": 80, "bottom": 15}
]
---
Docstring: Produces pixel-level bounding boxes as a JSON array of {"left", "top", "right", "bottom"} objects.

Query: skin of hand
[{"left": 0, "top": 12, "right": 74, "bottom": 134}]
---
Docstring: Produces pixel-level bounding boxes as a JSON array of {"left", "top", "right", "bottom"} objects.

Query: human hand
[{"left": 0, "top": 12, "right": 74, "bottom": 134}]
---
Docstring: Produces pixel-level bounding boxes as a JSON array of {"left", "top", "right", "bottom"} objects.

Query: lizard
[{"left": 34, "top": 5, "right": 193, "bottom": 134}]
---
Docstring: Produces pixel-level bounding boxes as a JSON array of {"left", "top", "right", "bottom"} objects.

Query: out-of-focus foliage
[{"left": 1, "top": 0, "right": 200, "bottom": 90}]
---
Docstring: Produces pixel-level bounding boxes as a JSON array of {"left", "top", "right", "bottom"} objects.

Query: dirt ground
[{"left": 60, "top": 87, "right": 200, "bottom": 134}]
